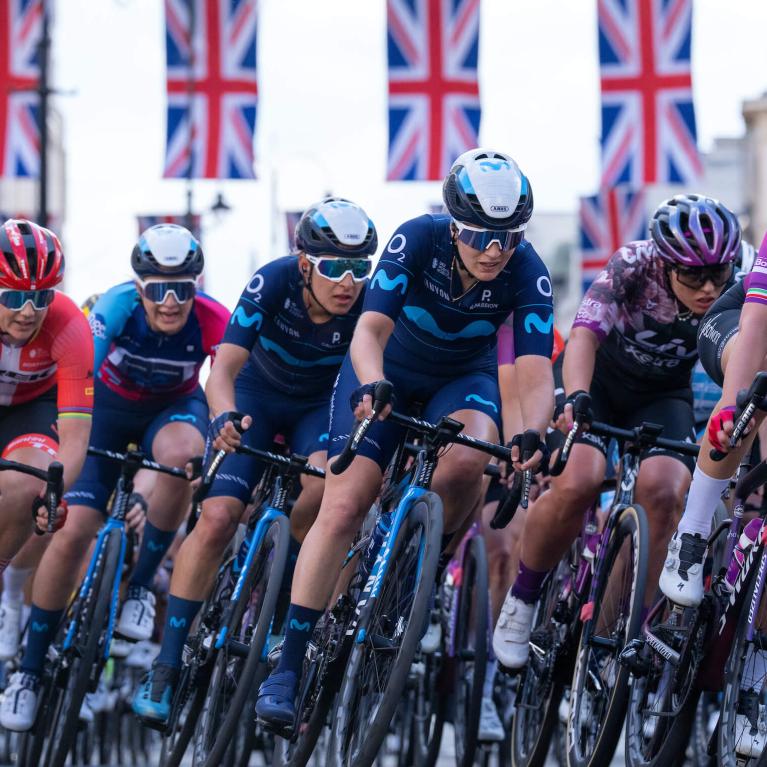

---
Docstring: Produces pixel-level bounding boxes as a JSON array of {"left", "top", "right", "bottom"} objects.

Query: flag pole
[
  {"left": 185, "top": 0, "right": 195, "bottom": 234},
  {"left": 37, "top": 1, "right": 51, "bottom": 227}
]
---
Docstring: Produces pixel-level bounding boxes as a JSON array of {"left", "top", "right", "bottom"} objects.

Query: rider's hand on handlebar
[
  {"left": 556, "top": 390, "right": 590, "bottom": 434},
  {"left": 33, "top": 495, "right": 68, "bottom": 534},
  {"left": 508, "top": 433, "right": 547, "bottom": 473},
  {"left": 708, "top": 405, "right": 750, "bottom": 455},
  {"left": 211, "top": 412, "right": 252, "bottom": 453},
  {"left": 351, "top": 381, "right": 392, "bottom": 422}
]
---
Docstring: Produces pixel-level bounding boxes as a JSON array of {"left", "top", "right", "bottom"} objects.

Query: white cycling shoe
[
  {"left": 419, "top": 621, "right": 442, "bottom": 654},
  {"left": 492, "top": 593, "right": 535, "bottom": 669},
  {"left": 0, "top": 601, "right": 22, "bottom": 661},
  {"left": 659, "top": 532, "right": 707, "bottom": 607},
  {"left": 0, "top": 671, "right": 39, "bottom": 731},
  {"left": 116, "top": 585, "right": 156, "bottom": 641},
  {"left": 478, "top": 697, "right": 505, "bottom": 742},
  {"left": 125, "top": 640, "right": 160, "bottom": 671}
]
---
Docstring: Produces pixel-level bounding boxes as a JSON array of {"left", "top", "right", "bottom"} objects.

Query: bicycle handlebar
[
  {"left": 0, "top": 457, "right": 65, "bottom": 535},
  {"left": 735, "top": 460, "right": 767, "bottom": 501},
  {"left": 87, "top": 446, "right": 192, "bottom": 480},
  {"left": 710, "top": 371, "right": 767, "bottom": 462}
]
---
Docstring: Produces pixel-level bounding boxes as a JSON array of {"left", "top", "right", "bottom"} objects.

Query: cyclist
[
  {"left": 0, "top": 224, "right": 229, "bottom": 731},
  {"left": 0, "top": 218, "right": 91, "bottom": 624},
  {"left": 132, "top": 197, "right": 378, "bottom": 724},
  {"left": 256, "top": 148, "right": 555, "bottom": 729},
  {"left": 492, "top": 194, "right": 741, "bottom": 669},
  {"left": 660, "top": 232, "right": 767, "bottom": 606}
]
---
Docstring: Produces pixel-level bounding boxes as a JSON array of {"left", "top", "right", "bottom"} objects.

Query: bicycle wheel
[
  {"left": 38, "top": 527, "right": 123, "bottom": 767},
  {"left": 567, "top": 504, "right": 649, "bottom": 767},
  {"left": 511, "top": 556, "right": 571, "bottom": 767},
  {"left": 329, "top": 491, "right": 443, "bottom": 767},
  {"left": 624, "top": 598, "right": 708, "bottom": 767},
  {"left": 453, "top": 533, "right": 489, "bottom": 767},
  {"left": 720, "top": 546, "right": 767, "bottom": 766},
  {"left": 410, "top": 648, "right": 448, "bottom": 767},
  {"left": 194, "top": 512, "right": 290, "bottom": 767}
]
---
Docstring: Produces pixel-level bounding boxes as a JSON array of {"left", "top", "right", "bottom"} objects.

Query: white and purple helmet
[{"left": 650, "top": 194, "right": 741, "bottom": 267}]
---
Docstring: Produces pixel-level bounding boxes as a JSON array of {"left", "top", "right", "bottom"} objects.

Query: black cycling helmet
[
  {"left": 650, "top": 194, "right": 741, "bottom": 267},
  {"left": 442, "top": 148, "right": 534, "bottom": 231},
  {"left": 131, "top": 224, "right": 204, "bottom": 278},
  {"left": 294, "top": 197, "right": 377, "bottom": 257}
]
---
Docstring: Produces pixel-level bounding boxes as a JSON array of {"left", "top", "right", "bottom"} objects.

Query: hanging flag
[
  {"left": 579, "top": 186, "right": 646, "bottom": 293},
  {"left": 164, "top": 0, "right": 258, "bottom": 180},
  {"left": 0, "top": 0, "right": 43, "bottom": 178},
  {"left": 284, "top": 210, "right": 302, "bottom": 252},
  {"left": 137, "top": 214, "right": 202, "bottom": 242},
  {"left": 598, "top": 0, "right": 702, "bottom": 186},
  {"left": 386, "top": 0, "right": 481, "bottom": 181}
]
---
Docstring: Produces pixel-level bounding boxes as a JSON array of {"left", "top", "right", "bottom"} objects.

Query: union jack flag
[
  {"left": 284, "top": 210, "right": 302, "bottom": 253},
  {"left": 0, "top": 0, "right": 43, "bottom": 178},
  {"left": 387, "top": 0, "right": 481, "bottom": 181},
  {"left": 164, "top": 0, "right": 258, "bottom": 180},
  {"left": 137, "top": 214, "right": 202, "bottom": 242},
  {"left": 599, "top": 0, "right": 702, "bottom": 186},
  {"left": 579, "top": 186, "right": 647, "bottom": 293}
]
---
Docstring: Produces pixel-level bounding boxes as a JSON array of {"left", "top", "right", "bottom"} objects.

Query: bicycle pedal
[
  {"left": 256, "top": 715, "right": 294, "bottom": 739},
  {"left": 136, "top": 714, "right": 169, "bottom": 734},
  {"left": 618, "top": 638, "right": 650, "bottom": 676},
  {"left": 497, "top": 662, "right": 523, "bottom": 678}
]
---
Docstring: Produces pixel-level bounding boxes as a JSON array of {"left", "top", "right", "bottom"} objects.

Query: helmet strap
[
  {"left": 450, "top": 242, "right": 479, "bottom": 300},
  {"left": 301, "top": 263, "right": 336, "bottom": 319}
]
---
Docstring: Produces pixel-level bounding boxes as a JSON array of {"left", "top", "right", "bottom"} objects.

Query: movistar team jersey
[
  {"left": 89, "top": 282, "right": 229, "bottom": 402},
  {"left": 223, "top": 256, "right": 365, "bottom": 397},
  {"left": 364, "top": 214, "right": 554, "bottom": 373}
]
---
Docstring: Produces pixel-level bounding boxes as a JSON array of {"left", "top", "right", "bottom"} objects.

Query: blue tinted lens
[
  {"left": 457, "top": 227, "right": 522, "bottom": 252},
  {"left": 0, "top": 289, "right": 54, "bottom": 310},
  {"left": 314, "top": 258, "right": 371, "bottom": 281},
  {"left": 142, "top": 281, "right": 196, "bottom": 303}
]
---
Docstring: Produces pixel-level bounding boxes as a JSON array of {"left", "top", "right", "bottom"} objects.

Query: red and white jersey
[{"left": 0, "top": 292, "right": 94, "bottom": 419}]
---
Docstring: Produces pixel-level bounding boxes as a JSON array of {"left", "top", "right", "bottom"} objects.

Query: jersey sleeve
[
  {"left": 194, "top": 293, "right": 231, "bottom": 362},
  {"left": 509, "top": 244, "right": 554, "bottom": 359},
  {"left": 51, "top": 299, "right": 95, "bottom": 419},
  {"left": 362, "top": 215, "right": 432, "bottom": 321},
  {"left": 571, "top": 248, "right": 630, "bottom": 341},
  {"left": 89, "top": 283, "right": 138, "bottom": 373},
  {"left": 222, "top": 259, "right": 285, "bottom": 351},
  {"left": 744, "top": 232, "right": 767, "bottom": 306}
]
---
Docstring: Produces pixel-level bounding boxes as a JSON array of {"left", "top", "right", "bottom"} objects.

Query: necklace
[{"left": 449, "top": 253, "right": 478, "bottom": 302}]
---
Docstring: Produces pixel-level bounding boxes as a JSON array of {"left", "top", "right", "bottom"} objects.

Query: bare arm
[
  {"left": 514, "top": 355, "right": 555, "bottom": 470},
  {"left": 205, "top": 343, "right": 252, "bottom": 449},
  {"left": 56, "top": 417, "right": 92, "bottom": 491},
  {"left": 720, "top": 301, "right": 767, "bottom": 407},
  {"left": 349, "top": 311, "right": 395, "bottom": 419}
]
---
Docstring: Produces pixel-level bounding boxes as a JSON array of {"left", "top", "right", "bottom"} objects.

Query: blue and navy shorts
[
  {"left": 327, "top": 352, "right": 501, "bottom": 472},
  {"left": 65, "top": 381, "right": 208, "bottom": 512},
  {"left": 206, "top": 380, "right": 331, "bottom": 503}
]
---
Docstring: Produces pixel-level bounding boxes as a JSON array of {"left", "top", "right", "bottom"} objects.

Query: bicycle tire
[
  {"left": 453, "top": 534, "right": 489, "bottom": 767},
  {"left": 411, "top": 650, "right": 448, "bottom": 767},
  {"left": 719, "top": 545, "right": 767, "bottom": 766},
  {"left": 567, "top": 503, "right": 649, "bottom": 767},
  {"left": 511, "top": 556, "right": 572, "bottom": 767},
  {"left": 329, "top": 490, "right": 443, "bottom": 767},
  {"left": 40, "top": 527, "right": 123, "bottom": 767},
  {"left": 624, "top": 600, "right": 707, "bottom": 767},
  {"left": 196, "top": 512, "right": 290, "bottom": 767}
]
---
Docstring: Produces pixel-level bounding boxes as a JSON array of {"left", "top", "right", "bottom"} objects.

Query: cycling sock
[
  {"left": 2, "top": 566, "right": 31, "bottom": 605},
  {"left": 511, "top": 560, "right": 549, "bottom": 605},
  {"left": 0, "top": 559, "right": 10, "bottom": 578},
  {"left": 156, "top": 595, "right": 203, "bottom": 669},
  {"left": 20, "top": 605, "right": 64, "bottom": 676},
  {"left": 483, "top": 658, "right": 497, "bottom": 699},
  {"left": 677, "top": 466, "right": 730, "bottom": 538},
  {"left": 129, "top": 522, "right": 177, "bottom": 589},
  {"left": 276, "top": 603, "right": 323, "bottom": 676}
]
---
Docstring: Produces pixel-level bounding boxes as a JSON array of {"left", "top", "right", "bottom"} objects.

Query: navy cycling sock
[
  {"left": 129, "top": 521, "right": 177, "bottom": 589},
  {"left": 276, "top": 603, "right": 323, "bottom": 676},
  {"left": 21, "top": 605, "right": 64, "bottom": 676},
  {"left": 156, "top": 595, "right": 203, "bottom": 669},
  {"left": 511, "top": 561, "right": 549, "bottom": 605}
]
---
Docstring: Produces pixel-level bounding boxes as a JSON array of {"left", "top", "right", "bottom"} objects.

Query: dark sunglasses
[
  {"left": 306, "top": 255, "right": 372, "bottom": 282},
  {"left": 138, "top": 279, "right": 197, "bottom": 304},
  {"left": 0, "top": 289, "right": 55, "bottom": 311},
  {"left": 671, "top": 262, "right": 733, "bottom": 289},
  {"left": 453, "top": 221, "right": 525, "bottom": 253}
]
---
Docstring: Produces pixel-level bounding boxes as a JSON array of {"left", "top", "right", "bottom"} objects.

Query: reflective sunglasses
[
  {"left": 0, "top": 289, "right": 55, "bottom": 311},
  {"left": 306, "top": 255, "right": 372, "bottom": 283},
  {"left": 138, "top": 279, "right": 197, "bottom": 304},
  {"left": 671, "top": 262, "right": 733, "bottom": 289},
  {"left": 453, "top": 221, "right": 525, "bottom": 253}
]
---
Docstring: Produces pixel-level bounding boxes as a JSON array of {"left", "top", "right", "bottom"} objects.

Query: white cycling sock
[
  {"left": 2, "top": 566, "right": 31, "bottom": 606},
  {"left": 483, "top": 658, "right": 497, "bottom": 700},
  {"left": 677, "top": 466, "right": 730, "bottom": 538}
]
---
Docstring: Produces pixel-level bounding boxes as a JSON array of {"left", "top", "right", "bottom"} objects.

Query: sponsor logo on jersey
[
  {"left": 465, "top": 393, "right": 498, "bottom": 413},
  {"left": 231, "top": 307, "right": 263, "bottom": 329},
  {"left": 524, "top": 312, "right": 554, "bottom": 334},
  {"left": 699, "top": 316, "right": 722, "bottom": 345},
  {"left": 371, "top": 270, "right": 408, "bottom": 295}
]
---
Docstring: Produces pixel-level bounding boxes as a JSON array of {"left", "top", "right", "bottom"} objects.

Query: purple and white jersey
[
  {"left": 573, "top": 240, "right": 703, "bottom": 391},
  {"left": 744, "top": 232, "right": 767, "bottom": 306}
]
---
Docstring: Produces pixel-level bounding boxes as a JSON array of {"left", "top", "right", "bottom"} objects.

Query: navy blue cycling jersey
[
  {"left": 223, "top": 256, "right": 365, "bottom": 397},
  {"left": 365, "top": 214, "right": 554, "bottom": 373}
]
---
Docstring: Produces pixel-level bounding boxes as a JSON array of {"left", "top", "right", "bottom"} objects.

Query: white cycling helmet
[{"left": 132, "top": 224, "right": 204, "bottom": 278}]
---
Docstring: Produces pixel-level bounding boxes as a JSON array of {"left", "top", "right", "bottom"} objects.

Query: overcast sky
[{"left": 52, "top": 0, "right": 767, "bottom": 309}]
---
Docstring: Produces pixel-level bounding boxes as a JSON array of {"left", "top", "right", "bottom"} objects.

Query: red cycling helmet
[{"left": 0, "top": 219, "right": 64, "bottom": 290}]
